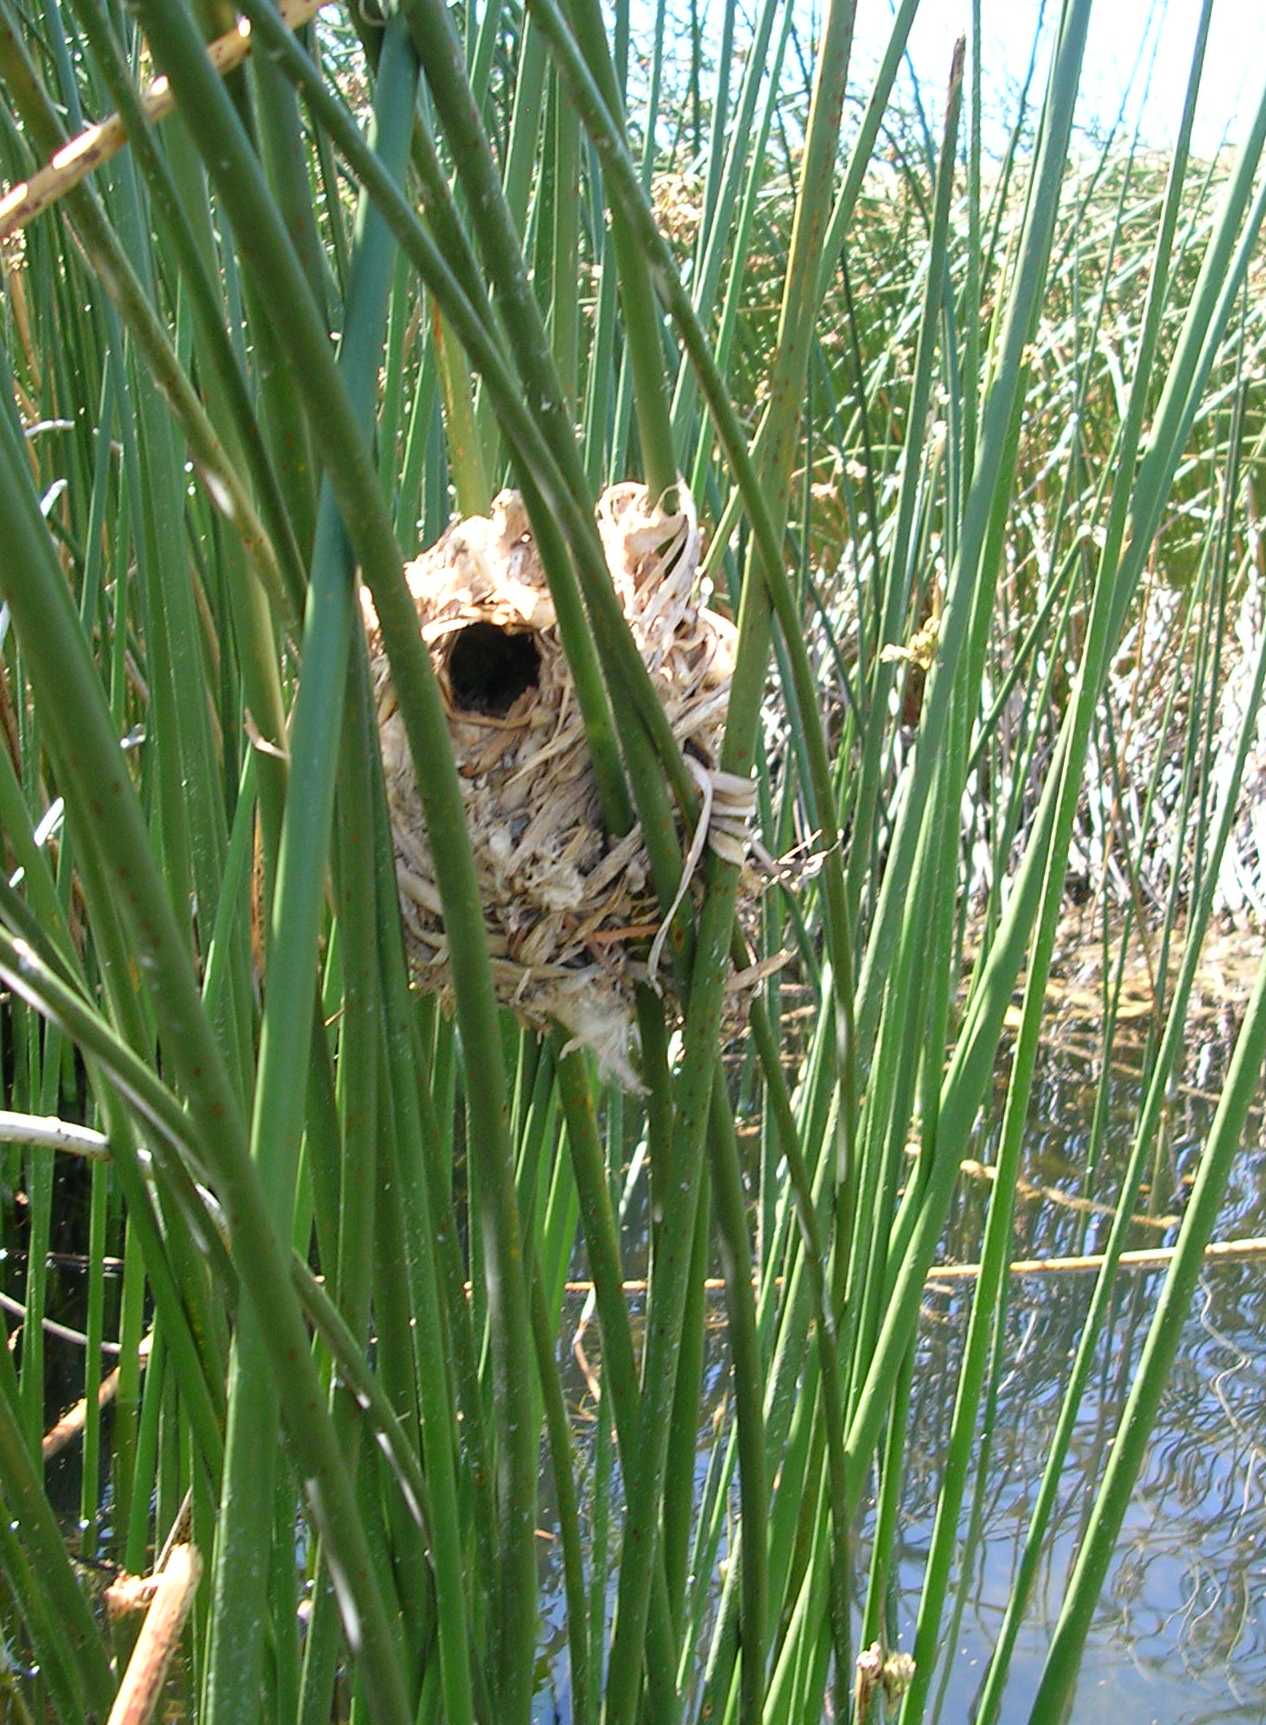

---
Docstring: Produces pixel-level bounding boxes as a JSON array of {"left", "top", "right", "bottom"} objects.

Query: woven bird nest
[{"left": 361, "top": 483, "right": 760, "bottom": 1086}]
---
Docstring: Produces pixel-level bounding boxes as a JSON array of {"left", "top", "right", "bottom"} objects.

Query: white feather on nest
[{"left": 361, "top": 482, "right": 760, "bottom": 1088}]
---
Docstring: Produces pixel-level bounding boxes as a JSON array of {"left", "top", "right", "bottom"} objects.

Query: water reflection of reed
[
  {"left": 524, "top": 1040, "right": 1266, "bottom": 1723},
  {"left": 891, "top": 1044, "right": 1266, "bottom": 1724}
]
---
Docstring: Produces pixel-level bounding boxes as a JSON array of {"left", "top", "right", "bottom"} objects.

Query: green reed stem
[
  {"left": 1029, "top": 944, "right": 1266, "bottom": 1722},
  {"left": 0, "top": 1314, "right": 114, "bottom": 1719}
]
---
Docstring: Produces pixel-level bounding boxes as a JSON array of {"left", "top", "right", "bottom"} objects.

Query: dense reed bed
[{"left": 0, "top": 1, "right": 1263, "bottom": 1721}]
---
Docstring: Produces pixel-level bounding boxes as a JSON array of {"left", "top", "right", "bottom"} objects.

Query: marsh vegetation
[{"left": 1, "top": 2, "right": 1264, "bottom": 1722}]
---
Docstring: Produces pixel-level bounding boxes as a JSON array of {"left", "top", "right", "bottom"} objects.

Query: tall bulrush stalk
[
  {"left": 0, "top": 226, "right": 414, "bottom": 1725},
  {"left": 2, "top": 3, "right": 1266, "bottom": 1723},
  {"left": 197, "top": 23, "right": 419, "bottom": 1721},
  {"left": 117, "top": 10, "right": 539, "bottom": 1720}
]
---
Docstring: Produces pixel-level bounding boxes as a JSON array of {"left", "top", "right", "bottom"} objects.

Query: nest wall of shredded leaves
[{"left": 361, "top": 483, "right": 759, "bottom": 1087}]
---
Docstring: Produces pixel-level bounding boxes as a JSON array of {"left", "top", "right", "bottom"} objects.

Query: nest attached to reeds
[{"left": 362, "top": 483, "right": 762, "bottom": 1086}]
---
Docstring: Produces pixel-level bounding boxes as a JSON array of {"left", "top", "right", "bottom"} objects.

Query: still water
[
  {"left": 535, "top": 1032, "right": 1266, "bottom": 1723},
  {"left": 900, "top": 1042, "right": 1266, "bottom": 1724}
]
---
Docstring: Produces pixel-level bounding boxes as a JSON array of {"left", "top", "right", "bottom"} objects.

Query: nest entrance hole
[{"left": 447, "top": 622, "right": 541, "bottom": 717}]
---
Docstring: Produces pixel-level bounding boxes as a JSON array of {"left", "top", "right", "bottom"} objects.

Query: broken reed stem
[
  {"left": 42, "top": 1332, "right": 152, "bottom": 1461},
  {"left": 0, "top": 1290, "right": 124, "bottom": 1352},
  {"left": 957, "top": 1157, "right": 1180, "bottom": 1230},
  {"left": 0, "top": 0, "right": 330, "bottom": 241},
  {"left": 105, "top": 1545, "right": 202, "bottom": 1725},
  {"left": 0, "top": 1110, "right": 109, "bottom": 1157},
  {"left": 922, "top": 1234, "right": 1266, "bottom": 1282},
  {"left": 552, "top": 1235, "right": 1266, "bottom": 1294},
  {"left": 43, "top": 1364, "right": 124, "bottom": 1460}
]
